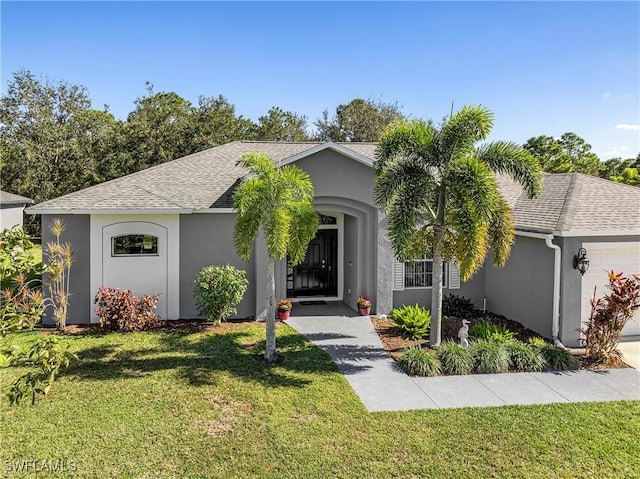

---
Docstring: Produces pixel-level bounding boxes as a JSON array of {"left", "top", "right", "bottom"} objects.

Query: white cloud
[
  {"left": 601, "top": 146, "right": 633, "bottom": 158},
  {"left": 602, "top": 91, "right": 612, "bottom": 99},
  {"left": 614, "top": 123, "right": 640, "bottom": 130}
]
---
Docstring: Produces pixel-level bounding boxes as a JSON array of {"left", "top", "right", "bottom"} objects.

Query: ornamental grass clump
[
  {"left": 391, "top": 304, "right": 431, "bottom": 339},
  {"left": 437, "top": 341, "right": 474, "bottom": 375},
  {"left": 505, "top": 341, "right": 546, "bottom": 372},
  {"left": 398, "top": 346, "right": 440, "bottom": 376},
  {"left": 470, "top": 319, "right": 516, "bottom": 343},
  {"left": 471, "top": 339, "right": 510, "bottom": 374},
  {"left": 540, "top": 344, "right": 577, "bottom": 371}
]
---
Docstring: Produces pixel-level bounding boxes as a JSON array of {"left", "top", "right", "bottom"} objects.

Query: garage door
[{"left": 581, "top": 242, "right": 640, "bottom": 337}]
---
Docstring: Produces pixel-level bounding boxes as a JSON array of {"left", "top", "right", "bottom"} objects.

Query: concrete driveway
[{"left": 619, "top": 338, "right": 640, "bottom": 370}]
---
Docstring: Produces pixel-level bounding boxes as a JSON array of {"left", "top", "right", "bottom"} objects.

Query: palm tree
[
  {"left": 233, "top": 153, "right": 318, "bottom": 361},
  {"left": 374, "top": 105, "right": 543, "bottom": 347}
]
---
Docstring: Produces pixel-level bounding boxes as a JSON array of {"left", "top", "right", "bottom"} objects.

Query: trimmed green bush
[
  {"left": 527, "top": 337, "right": 547, "bottom": 348},
  {"left": 437, "top": 341, "right": 474, "bottom": 375},
  {"left": 541, "top": 344, "right": 577, "bottom": 371},
  {"left": 505, "top": 341, "right": 546, "bottom": 372},
  {"left": 443, "top": 294, "right": 475, "bottom": 318},
  {"left": 398, "top": 346, "right": 440, "bottom": 376},
  {"left": 391, "top": 304, "right": 431, "bottom": 339},
  {"left": 470, "top": 319, "right": 516, "bottom": 343},
  {"left": 194, "top": 265, "right": 248, "bottom": 325},
  {"left": 471, "top": 340, "right": 510, "bottom": 374}
]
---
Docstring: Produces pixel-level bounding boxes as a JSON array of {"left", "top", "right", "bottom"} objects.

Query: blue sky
[{"left": 2, "top": 1, "right": 638, "bottom": 159}]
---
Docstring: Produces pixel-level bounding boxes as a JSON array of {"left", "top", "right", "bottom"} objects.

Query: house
[
  {"left": 26, "top": 141, "right": 640, "bottom": 346},
  {"left": 1, "top": 190, "right": 34, "bottom": 230}
]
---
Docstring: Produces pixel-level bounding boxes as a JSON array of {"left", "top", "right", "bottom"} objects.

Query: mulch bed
[
  {"left": 371, "top": 312, "right": 541, "bottom": 360},
  {"left": 371, "top": 313, "right": 629, "bottom": 370}
]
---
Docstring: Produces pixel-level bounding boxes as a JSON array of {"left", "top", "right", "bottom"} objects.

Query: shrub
[
  {"left": 437, "top": 341, "right": 474, "bottom": 375},
  {"left": 43, "top": 218, "right": 73, "bottom": 330},
  {"left": 471, "top": 340, "right": 510, "bottom": 374},
  {"left": 541, "top": 344, "right": 577, "bottom": 371},
  {"left": 581, "top": 270, "right": 640, "bottom": 366},
  {"left": 527, "top": 337, "right": 547, "bottom": 348},
  {"left": 470, "top": 319, "right": 516, "bottom": 343},
  {"left": 443, "top": 294, "right": 475, "bottom": 318},
  {"left": 505, "top": 341, "right": 546, "bottom": 372},
  {"left": 398, "top": 346, "right": 440, "bottom": 376},
  {"left": 94, "top": 287, "right": 160, "bottom": 332},
  {"left": 391, "top": 304, "right": 431, "bottom": 339},
  {"left": 194, "top": 265, "right": 248, "bottom": 324},
  {"left": 7, "top": 337, "right": 77, "bottom": 405}
]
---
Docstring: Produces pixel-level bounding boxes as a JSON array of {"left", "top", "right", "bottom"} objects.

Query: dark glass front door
[{"left": 288, "top": 229, "right": 338, "bottom": 297}]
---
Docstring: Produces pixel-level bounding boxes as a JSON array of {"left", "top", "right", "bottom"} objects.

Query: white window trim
[{"left": 403, "top": 257, "right": 448, "bottom": 290}]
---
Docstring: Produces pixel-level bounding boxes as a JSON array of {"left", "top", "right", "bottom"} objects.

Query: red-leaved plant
[
  {"left": 581, "top": 270, "right": 640, "bottom": 366},
  {"left": 94, "top": 286, "right": 160, "bottom": 332}
]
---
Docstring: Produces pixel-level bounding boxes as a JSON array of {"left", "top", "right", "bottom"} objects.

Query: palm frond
[
  {"left": 374, "top": 119, "right": 436, "bottom": 174},
  {"left": 488, "top": 196, "right": 515, "bottom": 267},
  {"left": 438, "top": 105, "right": 493, "bottom": 165},
  {"left": 476, "top": 141, "right": 543, "bottom": 199}
]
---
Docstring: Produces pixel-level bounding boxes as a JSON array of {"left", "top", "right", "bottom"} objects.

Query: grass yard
[{"left": 1, "top": 323, "right": 639, "bottom": 478}]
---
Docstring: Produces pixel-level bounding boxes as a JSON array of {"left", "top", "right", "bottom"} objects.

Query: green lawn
[{"left": 1, "top": 324, "right": 639, "bottom": 478}]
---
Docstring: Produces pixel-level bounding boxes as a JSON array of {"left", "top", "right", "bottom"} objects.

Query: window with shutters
[{"left": 404, "top": 256, "right": 447, "bottom": 289}]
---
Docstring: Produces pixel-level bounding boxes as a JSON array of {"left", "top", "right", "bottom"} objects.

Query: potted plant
[
  {"left": 356, "top": 296, "right": 372, "bottom": 316},
  {"left": 276, "top": 299, "right": 292, "bottom": 321}
]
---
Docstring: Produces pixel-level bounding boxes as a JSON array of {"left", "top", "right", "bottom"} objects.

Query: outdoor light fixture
[{"left": 573, "top": 247, "right": 590, "bottom": 275}]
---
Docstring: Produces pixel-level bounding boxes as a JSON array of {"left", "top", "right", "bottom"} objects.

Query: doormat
[{"left": 299, "top": 301, "right": 327, "bottom": 305}]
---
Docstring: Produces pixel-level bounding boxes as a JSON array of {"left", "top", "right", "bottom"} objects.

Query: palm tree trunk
[
  {"left": 430, "top": 250, "right": 443, "bottom": 348},
  {"left": 265, "top": 257, "right": 277, "bottom": 362},
  {"left": 430, "top": 185, "right": 446, "bottom": 348}
]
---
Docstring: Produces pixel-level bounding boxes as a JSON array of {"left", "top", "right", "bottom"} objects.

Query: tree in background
[
  {"left": 192, "top": 95, "right": 255, "bottom": 149},
  {"left": 601, "top": 154, "right": 640, "bottom": 186},
  {"left": 375, "top": 106, "right": 542, "bottom": 347},
  {"left": 315, "top": 98, "right": 404, "bottom": 142},
  {"left": 255, "top": 107, "right": 310, "bottom": 141},
  {"left": 0, "top": 70, "right": 116, "bottom": 207},
  {"left": 232, "top": 153, "right": 318, "bottom": 362},
  {"left": 523, "top": 132, "right": 601, "bottom": 175}
]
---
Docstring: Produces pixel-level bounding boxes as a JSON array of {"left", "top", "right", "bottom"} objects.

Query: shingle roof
[
  {"left": 0, "top": 191, "right": 34, "bottom": 205},
  {"left": 27, "top": 141, "right": 639, "bottom": 235},
  {"left": 28, "top": 141, "right": 375, "bottom": 212},
  {"left": 498, "top": 173, "right": 640, "bottom": 234}
]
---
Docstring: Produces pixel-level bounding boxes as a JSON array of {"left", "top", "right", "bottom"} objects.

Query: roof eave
[{"left": 25, "top": 207, "right": 193, "bottom": 215}]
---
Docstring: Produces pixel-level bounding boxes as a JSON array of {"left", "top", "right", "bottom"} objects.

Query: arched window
[{"left": 112, "top": 234, "right": 158, "bottom": 256}]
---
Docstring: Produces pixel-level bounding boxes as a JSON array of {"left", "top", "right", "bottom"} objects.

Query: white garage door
[
  {"left": 102, "top": 222, "right": 168, "bottom": 319},
  {"left": 581, "top": 242, "right": 640, "bottom": 337}
]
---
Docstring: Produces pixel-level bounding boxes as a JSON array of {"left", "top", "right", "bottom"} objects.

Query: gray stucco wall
[
  {"left": 41, "top": 214, "right": 91, "bottom": 325},
  {"left": 484, "top": 235, "right": 555, "bottom": 339},
  {"left": 558, "top": 234, "right": 640, "bottom": 347},
  {"left": 179, "top": 214, "right": 255, "bottom": 319},
  {"left": 343, "top": 214, "right": 359, "bottom": 311},
  {"left": 1, "top": 204, "right": 25, "bottom": 230}
]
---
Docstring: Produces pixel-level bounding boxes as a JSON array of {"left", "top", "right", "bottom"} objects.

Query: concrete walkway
[{"left": 286, "top": 312, "right": 640, "bottom": 412}]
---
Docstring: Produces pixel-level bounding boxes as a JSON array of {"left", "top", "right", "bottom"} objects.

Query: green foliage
[
  {"left": 0, "top": 227, "right": 45, "bottom": 336},
  {"left": 314, "top": 98, "right": 404, "bottom": 142},
  {"left": 94, "top": 287, "right": 160, "bottom": 332},
  {"left": 398, "top": 346, "right": 441, "bottom": 376},
  {"left": 540, "top": 344, "right": 577, "bottom": 371},
  {"left": 374, "top": 105, "right": 542, "bottom": 348},
  {"left": 437, "top": 341, "right": 474, "bottom": 375},
  {"left": 527, "top": 337, "right": 547, "bottom": 347},
  {"left": 600, "top": 155, "right": 640, "bottom": 180},
  {"left": 194, "top": 265, "right": 248, "bottom": 324},
  {"left": 581, "top": 270, "right": 640, "bottom": 366},
  {"left": 471, "top": 340, "right": 510, "bottom": 374},
  {"left": 470, "top": 319, "right": 516, "bottom": 342},
  {"left": 5, "top": 336, "right": 76, "bottom": 405},
  {"left": 255, "top": 107, "right": 310, "bottom": 141},
  {"left": 232, "top": 152, "right": 318, "bottom": 361},
  {"left": 505, "top": 341, "right": 546, "bottom": 372},
  {"left": 391, "top": 304, "right": 431, "bottom": 339},
  {"left": 524, "top": 132, "right": 601, "bottom": 175},
  {"left": 442, "top": 294, "right": 475, "bottom": 318},
  {"left": 610, "top": 167, "right": 640, "bottom": 186}
]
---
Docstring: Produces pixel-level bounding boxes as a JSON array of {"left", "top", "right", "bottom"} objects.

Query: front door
[{"left": 289, "top": 229, "right": 338, "bottom": 297}]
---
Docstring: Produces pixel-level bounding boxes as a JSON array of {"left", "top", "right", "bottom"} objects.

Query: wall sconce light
[{"left": 573, "top": 247, "right": 589, "bottom": 275}]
